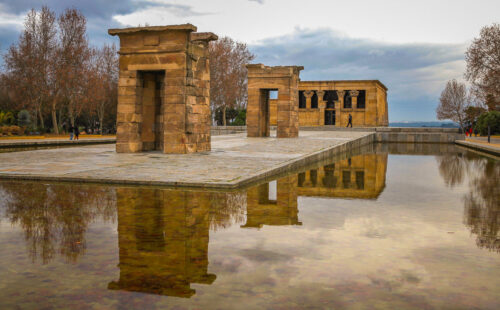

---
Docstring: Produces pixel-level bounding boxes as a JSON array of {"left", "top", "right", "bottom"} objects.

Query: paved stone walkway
[{"left": 0, "top": 131, "right": 372, "bottom": 188}]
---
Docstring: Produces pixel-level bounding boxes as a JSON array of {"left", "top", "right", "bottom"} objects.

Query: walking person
[
  {"left": 346, "top": 114, "right": 353, "bottom": 128},
  {"left": 69, "top": 125, "right": 74, "bottom": 140},
  {"left": 74, "top": 125, "right": 80, "bottom": 141}
]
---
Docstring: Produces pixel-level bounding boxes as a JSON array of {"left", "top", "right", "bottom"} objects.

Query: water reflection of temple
[
  {"left": 108, "top": 188, "right": 217, "bottom": 298},
  {"left": 242, "top": 153, "right": 388, "bottom": 228},
  {"left": 297, "top": 153, "right": 388, "bottom": 199}
]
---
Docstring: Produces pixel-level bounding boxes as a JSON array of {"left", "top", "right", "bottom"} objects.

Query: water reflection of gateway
[
  {"left": 242, "top": 175, "right": 302, "bottom": 228},
  {"left": 108, "top": 188, "right": 217, "bottom": 298}
]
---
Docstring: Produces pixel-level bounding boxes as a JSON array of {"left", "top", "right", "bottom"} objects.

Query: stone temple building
[
  {"left": 270, "top": 80, "right": 389, "bottom": 128},
  {"left": 109, "top": 24, "right": 217, "bottom": 153},
  {"left": 246, "top": 64, "right": 389, "bottom": 136}
]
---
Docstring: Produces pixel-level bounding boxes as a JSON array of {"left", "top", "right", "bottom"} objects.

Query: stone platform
[{"left": 0, "top": 131, "right": 373, "bottom": 189}]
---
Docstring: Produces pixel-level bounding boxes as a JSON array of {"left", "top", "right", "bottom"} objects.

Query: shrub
[
  {"left": 231, "top": 109, "right": 246, "bottom": 126},
  {"left": 476, "top": 111, "right": 500, "bottom": 135},
  {"left": 0, "top": 111, "right": 14, "bottom": 125},
  {"left": 17, "top": 110, "right": 31, "bottom": 127}
]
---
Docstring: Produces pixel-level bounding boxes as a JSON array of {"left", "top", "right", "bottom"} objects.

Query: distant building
[{"left": 269, "top": 80, "right": 389, "bottom": 127}]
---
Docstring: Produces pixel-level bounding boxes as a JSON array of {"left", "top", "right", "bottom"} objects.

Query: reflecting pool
[{"left": 0, "top": 144, "right": 499, "bottom": 309}]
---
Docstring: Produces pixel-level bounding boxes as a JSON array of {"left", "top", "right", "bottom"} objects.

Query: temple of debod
[
  {"left": 0, "top": 24, "right": 462, "bottom": 189},
  {"left": 109, "top": 24, "right": 389, "bottom": 154},
  {"left": 247, "top": 64, "right": 389, "bottom": 139}
]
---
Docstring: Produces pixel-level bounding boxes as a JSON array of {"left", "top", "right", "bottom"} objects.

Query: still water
[{"left": 0, "top": 144, "right": 498, "bottom": 309}]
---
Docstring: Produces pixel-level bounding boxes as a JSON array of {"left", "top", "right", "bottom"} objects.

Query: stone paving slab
[{"left": 0, "top": 131, "right": 373, "bottom": 188}]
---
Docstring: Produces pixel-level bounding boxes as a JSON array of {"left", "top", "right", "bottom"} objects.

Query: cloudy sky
[{"left": 1, "top": 0, "right": 499, "bottom": 121}]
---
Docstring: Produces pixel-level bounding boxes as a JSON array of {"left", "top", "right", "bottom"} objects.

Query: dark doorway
[
  {"left": 258, "top": 89, "right": 271, "bottom": 137},
  {"left": 325, "top": 109, "right": 336, "bottom": 125},
  {"left": 140, "top": 71, "right": 164, "bottom": 151}
]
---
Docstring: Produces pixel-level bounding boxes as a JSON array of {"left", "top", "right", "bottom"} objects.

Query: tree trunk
[
  {"left": 222, "top": 106, "right": 227, "bottom": 126},
  {"left": 99, "top": 115, "right": 104, "bottom": 135},
  {"left": 58, "top": 109, "right": 63, "bottom": 132},
  {"left": 51, "top": 102, "right": 59, "bottom": 135},
  {"left": 33, "top": 109, "right": 38, "bottom": 129},
  {"left": 68, "top": 100, "right": 75, "bottom": 127},
  {"left": 38, "top": 107, "right": 44, "bottom": 129}
]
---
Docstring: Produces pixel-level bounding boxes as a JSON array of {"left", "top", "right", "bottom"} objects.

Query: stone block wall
[{"left": 110, "top": 25, "right": 217, "bottom": 154}]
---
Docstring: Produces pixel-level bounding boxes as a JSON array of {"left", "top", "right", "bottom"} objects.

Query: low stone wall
[
  {"left": 375, "top": 132, "right": 464, "bottom": 144},
  {"left": 211, "top": 126, "right": 246, "bottom": 135},
  {"left": 374, "top": 142, "right": 460, "bottom": 155},
  {"left": 300, "top": 126, "right": 464, "bottom": 144},
  {"left": 455, "top": 140, "right": 500, "bottom": 157}
]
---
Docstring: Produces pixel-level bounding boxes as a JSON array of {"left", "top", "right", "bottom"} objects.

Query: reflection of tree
[
  {"left": 437, "top": 154, "right": 500, "bottom": 252},
  {"left": 209, "top": 191, "right": 246, "bottom": 231},
  {"left": 0, "top": 182, "right": 116, "bottom": 263},
  {"left": 436, "top": 153, "right": 466, "bottom": 187},
  {"left": 463, "top": 159, "right": 500, "bottom": 252}
]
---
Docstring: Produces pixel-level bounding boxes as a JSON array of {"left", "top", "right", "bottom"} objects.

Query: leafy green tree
[{"left": 476, "top": 111, "right": 500, "bottom": 135}]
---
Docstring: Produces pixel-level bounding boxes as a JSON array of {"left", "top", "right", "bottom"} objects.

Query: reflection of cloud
[
  {"left": 240, "top": 248, "right": 294, "bottom": 263},
  {"left": 250, "top": 28, "right": 466, "bottom": 121}
]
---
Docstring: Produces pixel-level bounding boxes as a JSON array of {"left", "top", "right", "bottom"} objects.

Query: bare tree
[
  {"left": 3, "top": 9, "right": 41, "bottom": 127},
  {"left": 83, "top": 44, "right": 118, "bottom": 134},
  {"left": 3, "top": 7, "right": 58, "bottom": 132},
  {"left": 437, "top": 79, "right": 471, "bottom": 131},
  {"left": 97, "top": 44, "right": 118, "bottom": 134},
  {"left": 209, "top": 37, "right": 254, "bottom": 126},
  {"left": 57, "top": 8, "right": 90, "bottom": 127},
  {"left": 465, "top": 23, "right": 500, "bottom": 109},
  {"left": 37, "top": 7, "right": 58, "bottom": 133}
]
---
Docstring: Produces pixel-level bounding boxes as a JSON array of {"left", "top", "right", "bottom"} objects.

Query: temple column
[
  {"left": 316, "top": 91, "right": 325, "bottom": 125},
  {"left": 336, "top": 90, "right": 345, "bottom": 110},
  {"left": 304, "top": 91, "right": 314, "bottom": 109},
  {"left": 336, "top": 90, "right": 345, "bottom": 127},
  {"left": 350, "top": 90, "right": 359, "bottom": 109}
]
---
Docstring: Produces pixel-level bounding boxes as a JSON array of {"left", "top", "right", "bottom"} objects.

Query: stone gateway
[{"left": 246, "top": 64, "right": 304, "bottom": 138}]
